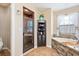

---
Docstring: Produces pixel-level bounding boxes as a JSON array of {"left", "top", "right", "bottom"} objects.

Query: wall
[
  {"left": 51, "top": 9, "right": 56, "bottom": 36},
  {"left": 42, "top": 9, "right": 52, "bottom": 47},
  {"left": 0, "top": 5, "right": 11, "bottom": 49},
  {"left": 11, "top": 3, "right": 40, "bottom": 56}
]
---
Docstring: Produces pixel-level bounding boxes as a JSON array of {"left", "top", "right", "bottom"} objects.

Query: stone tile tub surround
[{"left": 52, "top": 37, "right": 79, "bottom": 56}]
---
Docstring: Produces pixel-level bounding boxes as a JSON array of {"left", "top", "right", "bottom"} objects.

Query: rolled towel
[{"left": 0, "top": 37, "right": 3, "bottom": 50}]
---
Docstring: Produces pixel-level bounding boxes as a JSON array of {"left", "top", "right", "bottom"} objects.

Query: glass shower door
[{"left": 23, "top": 18, "right": 34, "bottom": 53}]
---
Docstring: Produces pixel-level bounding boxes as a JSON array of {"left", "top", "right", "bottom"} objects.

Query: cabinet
[
  {"left": 52, "top": 39, "right": 79, "bottom": 56},
  {"left": 37, "top": 20, "right": 46, "bottom": 47}
]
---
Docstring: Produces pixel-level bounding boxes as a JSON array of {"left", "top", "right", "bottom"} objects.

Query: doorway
[{"left": 23, "top": 7, "right": 34, "bottom": 53}]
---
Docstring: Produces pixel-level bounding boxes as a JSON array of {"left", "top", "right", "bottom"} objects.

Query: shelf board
[{"left": 24, "top": 33, "right": 32, "bottom": 36}]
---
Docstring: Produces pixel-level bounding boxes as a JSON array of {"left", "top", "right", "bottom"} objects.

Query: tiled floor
[{"left": 24, "top": 47, "right": 59, "bottom": 56}]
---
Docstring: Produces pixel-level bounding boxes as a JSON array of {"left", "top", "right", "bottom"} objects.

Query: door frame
[{"left": 23, "top": 6, "right": 34, "bottom": 50}]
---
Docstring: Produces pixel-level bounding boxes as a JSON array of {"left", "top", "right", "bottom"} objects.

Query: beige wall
[
  {"left": 51, "top": 9, "right": 56, "bottom": 36},
  {"left": 11, "top": 3, "right": 40, "bottom": 56},
  {"left": 0, "top": 6, "right": 11, "bottom": 49},
  {"left": 42, "top": 9, "right": 57, "bottom": 47},
  {"left": 42, "top": 9, "right": 52, "bottom": 47}
]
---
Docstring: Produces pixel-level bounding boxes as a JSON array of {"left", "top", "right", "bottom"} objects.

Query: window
[
  {"left": 57, "top": 13, "right": 79, "bottom": 26},
  {"left": 57, "top": 13, "right": 79, "bottom": 35},
  {"left": 58, "top": 15, "right": 72, "bottom": 26}
]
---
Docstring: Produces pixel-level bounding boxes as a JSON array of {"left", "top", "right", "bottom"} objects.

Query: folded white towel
[{"left": 0, "top": 37, "right": 3, "bottom": 50}]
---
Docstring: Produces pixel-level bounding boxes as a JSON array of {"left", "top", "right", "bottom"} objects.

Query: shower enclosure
[{"left": 23, "top": 7, "right": 34, "bottom": 53}]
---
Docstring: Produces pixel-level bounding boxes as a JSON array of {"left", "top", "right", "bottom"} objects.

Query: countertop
[{"left": 52, "top": 37, "right": 79, "bottom": 52}]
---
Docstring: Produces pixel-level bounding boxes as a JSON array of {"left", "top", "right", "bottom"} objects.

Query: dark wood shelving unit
[{"left": 37, "top": 20, "right": 46, "bottom": 47}]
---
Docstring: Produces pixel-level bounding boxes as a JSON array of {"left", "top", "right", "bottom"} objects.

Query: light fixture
[
  {"left": 39, "top": 14, "right": 44, "bottom": 21},
  {"left": 24, "top": 9, "right": 29, "bottom": 12}
]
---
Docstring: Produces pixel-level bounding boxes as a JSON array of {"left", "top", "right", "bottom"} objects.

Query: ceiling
[{"left": 30, "top": 3, "right": 79, "bottom": 11}]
